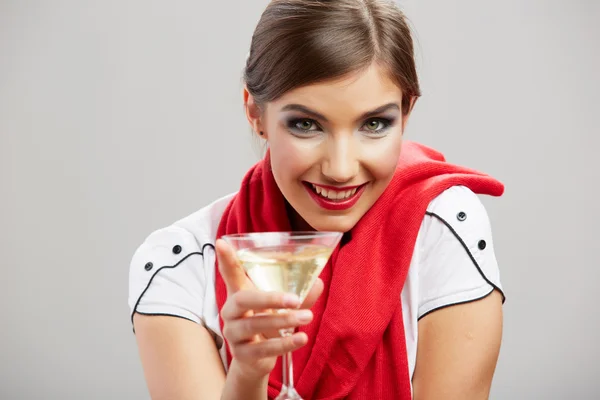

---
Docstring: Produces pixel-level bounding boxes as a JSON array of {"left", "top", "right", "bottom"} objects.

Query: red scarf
[{"left": 215, "top": 141, "right": 504, "bottom": 399}]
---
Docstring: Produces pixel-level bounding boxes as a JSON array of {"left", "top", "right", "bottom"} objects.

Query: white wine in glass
[{"left": 222, "top": 231, "right": 342, "bottom": 400}]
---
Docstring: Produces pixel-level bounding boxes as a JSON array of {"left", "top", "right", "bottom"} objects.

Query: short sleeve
[
  {"left": 417, "top": 186, "right": 504, "bottom": 319},
  {"left": 128, "top": 225, "right": 208, "bottom": 328}
]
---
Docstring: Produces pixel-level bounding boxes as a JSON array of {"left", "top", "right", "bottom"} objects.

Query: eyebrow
[{"left": 280, "top": 102, "right": 400, "bottom": 123}]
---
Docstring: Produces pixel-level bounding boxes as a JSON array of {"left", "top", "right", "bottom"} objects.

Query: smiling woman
[
  {"left": 255, "top": 64, "right": 410, "bottom": 232},
  {"left": 128, "top": 1, "right": 505, "bottom": 399}
]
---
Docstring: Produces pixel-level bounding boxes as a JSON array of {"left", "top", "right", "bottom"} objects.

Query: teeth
[{"left": 310, "top": 184, "right": 359, "bottom": 200}]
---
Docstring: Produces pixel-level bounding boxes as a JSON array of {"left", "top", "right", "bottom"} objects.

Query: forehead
[{"left": 271, "top": 63, "right": 403, "bottom": 118}]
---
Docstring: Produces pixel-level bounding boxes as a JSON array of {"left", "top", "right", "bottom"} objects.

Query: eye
[
  {"left": 361, "top": 118, "right": 393, "bottom": 134},
  {"left": 288, "top": 118, "right": 321, "bottom": 133},
  {"left": 364, "top": 119, "right": 388, "bottom": 131},
  {"left": 295, "top": 119, "right": 318, "bottom": 131}
]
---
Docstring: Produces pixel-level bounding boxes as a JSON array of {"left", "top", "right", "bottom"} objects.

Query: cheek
[
  {"left": 362, "top": 136, "right": 403, "bottom": 181},
  {"left": 268, "top": 129, "right": 314, "bottom": 186}
]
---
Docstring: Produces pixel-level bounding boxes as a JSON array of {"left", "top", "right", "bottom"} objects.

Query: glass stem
[
  {"left": 280, "top": 326, "right": 296, "bottom": 393},
  {"left": 281, "top": 352, "right": 288, "bottom": 390},
  {"left": 283, "top": 348, "right": 295, "bottom": 392}
]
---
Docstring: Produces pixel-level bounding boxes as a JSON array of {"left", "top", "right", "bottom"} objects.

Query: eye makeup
[{"left": 284, "top": 115, "right": 398, "bottom": 138}]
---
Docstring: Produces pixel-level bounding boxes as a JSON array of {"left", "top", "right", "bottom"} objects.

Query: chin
[{"left": 307, "top": 214, "right": 360, "bottom": 233}]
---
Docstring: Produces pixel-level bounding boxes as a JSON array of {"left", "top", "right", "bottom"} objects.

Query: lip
[
  {"left": 305, "top": 182, "right": 364, "bottom": 191},
  {"left": 303, "top": 182, "right": 368, "bottom": 211}
]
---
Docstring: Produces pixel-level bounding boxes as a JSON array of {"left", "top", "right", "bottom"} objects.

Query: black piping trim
[
  {"left": 131, "top": 242, "right": 216, "bottom": 333},
  {"left": 418, "top": 288, "right": 495, "bottom": 321},
  {"left": 134, "top": 312, "right": 197, "bottom": 325},
  {"left": 133, "top": 312, "right": 224, "bottom": 348},
  {"left": 425, "top": 211, "right": 506, "bottom": 304},
  {"left": 201, "top": 242, "right": 215, "bottom": 254}
]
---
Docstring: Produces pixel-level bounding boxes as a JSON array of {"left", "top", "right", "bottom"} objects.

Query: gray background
[{"left": 1, "top": 0, "right": 598, "bottom": 399}]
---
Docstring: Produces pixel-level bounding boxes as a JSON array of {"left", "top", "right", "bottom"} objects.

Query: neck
[{"left": 285, "top": 201, "right": 315, "bottom": 231}]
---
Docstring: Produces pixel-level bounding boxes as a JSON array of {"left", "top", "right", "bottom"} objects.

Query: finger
[
  {"left": 252, "top": 309, "right": 280, "bottom": 339},
  {"left": 232, "top": 332, "right": 308, "bottom": 361},
  {"left": 224, "top": 310, "right": 313, "bottom": 344},
  {"left": 216, "top": 238, "right": 251, "bottom": 294},
  {"left": 300, "top": 278, "right": 324, "bottom": 309},
  {"left": 221, "top": 290, "right": 301, "bottom": 320}
]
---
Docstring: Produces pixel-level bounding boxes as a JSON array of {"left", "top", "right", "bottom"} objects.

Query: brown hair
[{"left": 244, "top": 0, "right": 421, "bottom": 115}]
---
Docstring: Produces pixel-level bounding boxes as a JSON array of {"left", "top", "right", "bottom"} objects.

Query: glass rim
[{"left": 221, "top": 231, "right": 343, "bottom": 241}]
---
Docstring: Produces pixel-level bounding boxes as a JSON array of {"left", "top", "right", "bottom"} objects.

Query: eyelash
[{"left": 286, "top": 117, "right": 396, "bottom": 137}]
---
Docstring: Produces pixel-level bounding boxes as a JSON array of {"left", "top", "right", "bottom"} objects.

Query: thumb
[{"left": 215, "top": 238, "right": 251, "bottom": 294}]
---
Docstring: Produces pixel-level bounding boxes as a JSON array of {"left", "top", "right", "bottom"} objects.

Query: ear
[
  {"left": 401, "top": 96, "right": 418, "bottom": 133},
  {"left": 243, "top": 86, "right": 265, "bottom": 138}
]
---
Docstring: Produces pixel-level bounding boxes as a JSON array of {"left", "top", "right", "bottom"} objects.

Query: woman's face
[{"left": 247, "top": 63, "right": 412, "bottom": 232}]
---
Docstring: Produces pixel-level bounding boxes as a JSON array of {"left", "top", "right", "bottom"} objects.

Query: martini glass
[{"left": 222, "top": 231, "right": 342, "bottom": 400}]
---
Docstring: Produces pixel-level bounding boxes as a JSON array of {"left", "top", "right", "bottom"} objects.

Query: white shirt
[{"left": 128, "top": 185, "right": 503, "bottom": 381}]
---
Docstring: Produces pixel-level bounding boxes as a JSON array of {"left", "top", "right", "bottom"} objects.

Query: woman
[{"left": 128, "top": 0, "right": 505, "bottom": 399}]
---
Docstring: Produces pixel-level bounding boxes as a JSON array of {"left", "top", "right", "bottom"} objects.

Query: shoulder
[
  {"left": 172, "top": 192, "right": 237, "bottom": 245},
  {"left": 130, "top": 191, "right": 235, "bottom": 272},
  {"left": 424, "top": 185, "right": 493, "bottom": 245},
  {"left": 420, "top": 186, "right": 496, "bottom": 264},
  {"left": 414, "top": 185, "right": 504, "bottom": 319},
  {"left": 127, "top": 192, "right": 235, "bottom": 328}
]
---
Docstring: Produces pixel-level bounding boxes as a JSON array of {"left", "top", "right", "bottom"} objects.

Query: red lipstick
[{"left": 303, "top": 182, "right": 367, "bottom": 211}]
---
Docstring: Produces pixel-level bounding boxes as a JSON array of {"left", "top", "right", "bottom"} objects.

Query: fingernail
[
  {"left": 282, "top": 294, "right": 300, "bottom": 307},
  {"left": 296, "top": 310, "right": 312, "bottom": 323},
  {"left": 292, "top": 333, "right": 308, "bottom": 346}
]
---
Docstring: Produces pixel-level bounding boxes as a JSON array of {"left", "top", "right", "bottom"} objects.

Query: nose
[{"left": 321, "top": 136, "right": 359, "bottom": 184}]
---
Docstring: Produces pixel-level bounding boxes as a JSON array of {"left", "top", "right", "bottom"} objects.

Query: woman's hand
[{"left": 216, "top": 238, "right": 323, "bottom": 382}]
